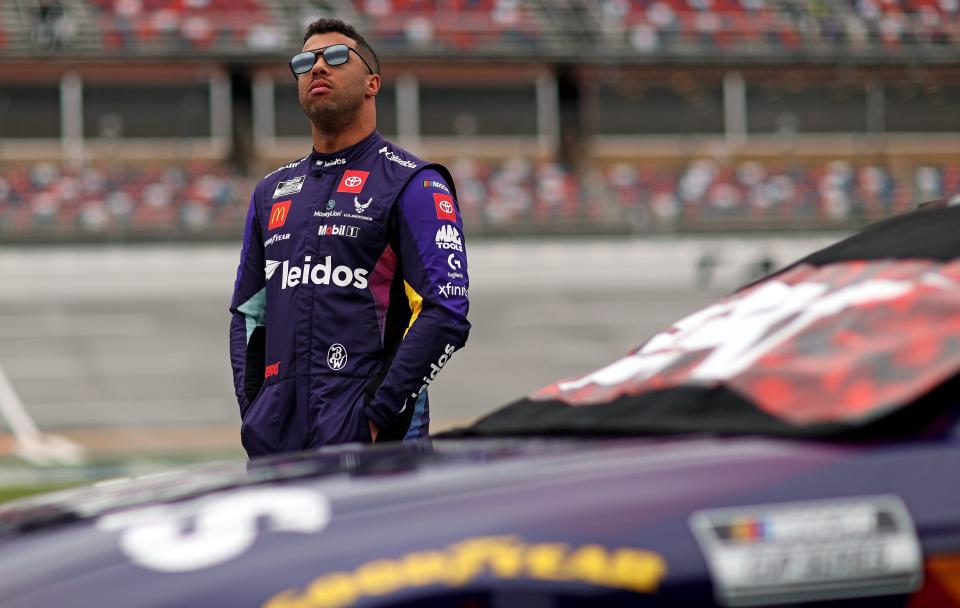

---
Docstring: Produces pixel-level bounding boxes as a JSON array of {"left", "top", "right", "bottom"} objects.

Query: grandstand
[{"left": 1, "top": 0, "right": 959, "bottom": 239}]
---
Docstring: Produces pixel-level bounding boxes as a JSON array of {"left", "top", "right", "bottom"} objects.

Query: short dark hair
[{"left": 302, "top": 18, "right": 380, "bottom": 75}]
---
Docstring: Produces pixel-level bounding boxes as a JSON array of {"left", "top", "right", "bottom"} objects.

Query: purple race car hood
[{"left": 1, "top": 435, "right": 957, "bottom": 608}]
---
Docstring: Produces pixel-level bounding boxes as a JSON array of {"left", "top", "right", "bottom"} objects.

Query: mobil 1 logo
[{"left": 319, "top": 224, "right": 360, "bottom": 238}]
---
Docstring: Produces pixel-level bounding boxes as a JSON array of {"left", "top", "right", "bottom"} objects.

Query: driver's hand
[{"left": 369, "top": 420, "right": 379, "bottom": 442}]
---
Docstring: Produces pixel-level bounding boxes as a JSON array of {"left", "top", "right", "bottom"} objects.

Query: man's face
[{"left": 296, "top": 33, "right": 374, "bottom": 128}]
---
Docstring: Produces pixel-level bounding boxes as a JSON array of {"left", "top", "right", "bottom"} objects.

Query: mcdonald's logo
[{"left": 268, "top": 200, "right": 292, "bottom": 230}]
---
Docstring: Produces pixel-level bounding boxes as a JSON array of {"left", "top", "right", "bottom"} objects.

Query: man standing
[{"left": 229, "top": 19, "right": 470, "bottom": 457}]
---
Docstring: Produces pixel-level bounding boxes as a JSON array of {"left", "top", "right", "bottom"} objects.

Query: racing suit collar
[{"left": 309, "top": 130, "right": 384, "bottom": 175}]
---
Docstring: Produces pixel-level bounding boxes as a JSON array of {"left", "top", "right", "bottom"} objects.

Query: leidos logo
[
  {"left": 268, "top": 200, "right": 292, "bottom": 230},
  {"left": 435, "top": 225, "right": 463, "bottom": 252},
  {"left": 316, "top": 158, "right": 345, "bottom": 168},
  {"left": 412, "top": 344, "right": 456, "bottom": 397},
  {"left": 267, "top": 256, "right": 369, "bottom": 290},
  {"left": 265, "top": 260, "right": 281, "bottom": 280}
]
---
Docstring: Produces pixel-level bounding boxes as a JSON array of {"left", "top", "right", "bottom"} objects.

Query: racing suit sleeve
[
  {"left": 364, "top": 169, "right": 471, "bottom": 435},
  {"left": 229, "top": 192, "right": 267, "bottom": 418}
]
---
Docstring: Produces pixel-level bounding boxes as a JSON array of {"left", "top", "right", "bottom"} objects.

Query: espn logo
[{"left": 268, "top": 201, "right": 292, "bottom": 230}]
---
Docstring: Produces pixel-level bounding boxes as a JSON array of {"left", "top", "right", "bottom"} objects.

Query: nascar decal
[
  {"left": 535, "top": 260, "right": 960, "bottom": 426},
  {"left": 422, "top": 179, "right": 450, "bottom": 193},
  {"left": 97, "top": 488, "right": 330, "bottom": 572},
  {"left": 263, "top": 536, "right": 666, "bottom": 608},
  {"left": 691, "top": 496, "right": 922, "bottom": 606}
]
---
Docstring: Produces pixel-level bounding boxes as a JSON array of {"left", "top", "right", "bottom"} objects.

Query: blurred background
[{"left": 0, "top": 0, "right": 958, "bottom": 493}]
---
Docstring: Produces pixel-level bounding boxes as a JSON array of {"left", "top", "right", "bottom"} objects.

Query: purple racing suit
[{"left": 229, "top": 131, "right": 470, "bottom": 457}]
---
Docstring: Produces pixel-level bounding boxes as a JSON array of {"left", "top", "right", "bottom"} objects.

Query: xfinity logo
[
  {"left": 316, "top": 158, "right": 345, "bottom": 168},
  {"left": 435, "top": 225, "right": 463, "bottom": 252},
  {"left": 438, "top": 282, "right": 468, "bottom": 298},
  {"left": 267, "top": 256, "right": 369, "bottom": 290},
  {"left": 319, "top": 224, "right": 359, "bottom": 238},
  {"left": 273, "top": 176, "right": 305, "bottom": 198},
  {"left": 378, "top": 146, "right": 418, "bottom": 169},
  {"left": 412, "top": 344, "right": 456, "bottom": 397}
]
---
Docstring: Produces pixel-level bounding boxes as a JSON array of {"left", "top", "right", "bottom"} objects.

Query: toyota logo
[
  {"left": 439, "top": 200, "right": 454, "bottom": 214},
  {"left": 344, "top": 176, "right": 363, "bottom": 188}
]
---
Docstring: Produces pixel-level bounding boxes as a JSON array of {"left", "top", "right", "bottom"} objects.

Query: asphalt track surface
[{"left": 0, "top": 236, "right": 839, "bottom": 454}]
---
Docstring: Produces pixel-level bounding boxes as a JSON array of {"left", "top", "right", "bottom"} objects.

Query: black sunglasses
[{"left": 289, "top": 44, "right": 375, "bottom": 78}]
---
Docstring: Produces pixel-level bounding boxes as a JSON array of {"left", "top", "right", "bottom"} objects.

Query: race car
[{"left": 1, "top": 203, "right": 959, "bottom": 607}]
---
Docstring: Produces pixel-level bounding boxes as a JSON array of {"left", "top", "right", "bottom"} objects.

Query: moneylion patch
[{"left": 690, "top": 495, "right": 923, "bottom": 606}]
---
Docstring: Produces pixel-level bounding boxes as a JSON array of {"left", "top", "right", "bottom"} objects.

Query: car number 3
[{"left": 97, "top": 488, "right": 331, "bottom": 572}]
